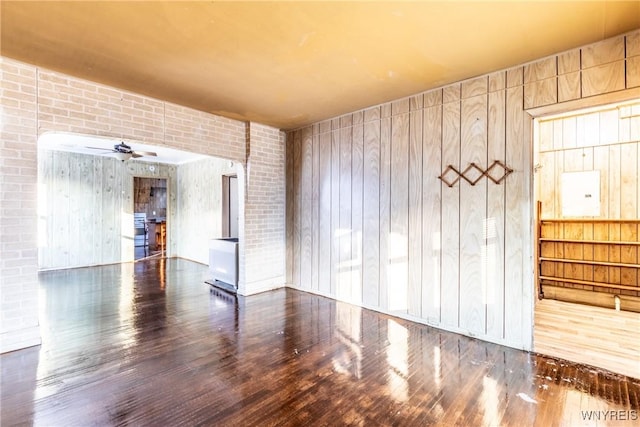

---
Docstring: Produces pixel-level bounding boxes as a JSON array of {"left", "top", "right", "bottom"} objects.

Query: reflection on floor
[
  {"left": 1, "top": 258, "right": 638, "bottom": 426},
  {"left": 134, "top": 245, "right": 163, "bottom": 261}
]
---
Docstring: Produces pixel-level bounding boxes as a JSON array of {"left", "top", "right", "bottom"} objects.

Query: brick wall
[
  {"left": 0, "top": 57, "right": 286, "bottom": 353},
  {"left": 240, "top": 123, "right": 286, "bottom": 294},
  {"left": 0, "top": 59, "right": 40, "bottom": 352}
]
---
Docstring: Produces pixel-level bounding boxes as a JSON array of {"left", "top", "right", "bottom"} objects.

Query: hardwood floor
[{"left": 2, "top": 258, "right": 639, "bottom": 426}]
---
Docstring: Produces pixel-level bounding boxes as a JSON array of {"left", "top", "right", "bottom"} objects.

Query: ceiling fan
[{"left": 85, "top": 142, "right": 158, "bottom": 161}]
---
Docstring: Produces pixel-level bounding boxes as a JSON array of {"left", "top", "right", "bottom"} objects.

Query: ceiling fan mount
[{"left": 113, "top": 142, "right": 134, "bottom": 154}]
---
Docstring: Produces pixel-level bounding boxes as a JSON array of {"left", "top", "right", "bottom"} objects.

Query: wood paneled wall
[
  {"left": 287, "top": 30, "right": 640, "bottom": 351},
  {"left": 39, "top": 150, "right": 123, "bottom": 269},
  {"left": 38, "top": 150, "right": 178, "bottom": 269},
  {"left": 287, "top": 72, "right": 530, "bottom": 349},
  {"left": 537, "top": 101, "right": 640, "bottom": 219},
  {"left": 176, "top": 157, "right": 236, "bottom": 265}
]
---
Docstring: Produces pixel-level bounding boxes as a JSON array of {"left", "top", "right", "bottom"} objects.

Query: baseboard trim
[{"left": 1, "top": 325, "right": 41, "bottom": 354}]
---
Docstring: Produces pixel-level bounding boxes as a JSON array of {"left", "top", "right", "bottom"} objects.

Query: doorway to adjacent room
[{"left": 133, "top": 177, "right": 168, "bottom": 260}]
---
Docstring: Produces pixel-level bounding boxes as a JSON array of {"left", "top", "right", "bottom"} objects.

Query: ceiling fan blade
[
  {"left": 131, "top": 153, "right": 143, "bottom": 158},
  {"left": 134, "top": 151, "right": 157, "bottom": 157},
  {"left": 85, "top": 146, "right": 115, "bottom": 152}
]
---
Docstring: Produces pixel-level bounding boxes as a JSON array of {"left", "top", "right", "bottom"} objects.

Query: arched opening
[{"left": 36, "top": 132, "right": 244, "bottom": 280}]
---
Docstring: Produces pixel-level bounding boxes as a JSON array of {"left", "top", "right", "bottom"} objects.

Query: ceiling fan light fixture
[{"left": 114, "top": 152, "right": 132, "bottom": 162}]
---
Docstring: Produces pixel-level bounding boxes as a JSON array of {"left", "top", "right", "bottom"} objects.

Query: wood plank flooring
[
  {"left": 535, "top": 299, "right": 640, "bottom": 380},
  {"left": 2, "top": 258, "right": 639, "bottom": 426}
]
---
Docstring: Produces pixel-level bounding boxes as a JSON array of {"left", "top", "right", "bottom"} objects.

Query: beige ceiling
[{"left": 2, "top": 1, "right": 639, "bottom": 130}]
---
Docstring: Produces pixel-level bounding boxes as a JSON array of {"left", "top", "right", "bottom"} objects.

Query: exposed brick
[{"left": 1, "top": 57, "right": 287, "bottom": 351}]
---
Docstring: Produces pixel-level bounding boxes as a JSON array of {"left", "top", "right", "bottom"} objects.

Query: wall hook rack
[{"left": 438, "top": 160, "right": 513, "bottom": 187}]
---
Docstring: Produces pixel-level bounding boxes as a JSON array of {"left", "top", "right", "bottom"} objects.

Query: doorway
[
  {"left": 532, "top": 98, "right": 640, "bottom": 378},
  {"left": 533, "top": 99, "right": 640, "bottom": 311},
  {"left": 134, "top": 177, "right": 168, "bottom": 260}
]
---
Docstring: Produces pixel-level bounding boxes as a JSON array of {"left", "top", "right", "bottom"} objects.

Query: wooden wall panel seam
[{"left": 352, "top": 121, "right": 364, "bottom": 304}]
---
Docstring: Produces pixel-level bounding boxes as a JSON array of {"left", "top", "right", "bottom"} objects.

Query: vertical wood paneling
[
  {"left": 488, "top": 71, "right": 506, "bottom": 93},
  {"left": 312, "top": 130, "right": 320, "bottom": 292},
  {"left": 122, "top": 170, "right": 134, "bottom": 262},
  {"left": 82, "top": 154, "right": 100, "bottom": 264},
  {"left": 292, "top": 130, "right": 302, "bottom": 288},
  {"left": 174, "top": 158, "right": 230, "bottom": 264},
  {"left": 582, "top": 62, "right": 626, "bottom": 97},
  {"left": 459, "top": 94, "right": 488, "bottom": 335},
  {"left": 563, "top": 150, "right": 584, "bottom": 281},
  {"left": 363, "top": 111, "right": 380, "bottom": 307},
  {"left": 524, "top": 57, "right": 557, "bottom": 83},
  {"left": 92, "top": 155, "right": 103, "bottom": 265},
  {"left": 538, "top": 152, "right": 555, "bottom": 218},
  {"left": 40, "top": 150, "right": 184, "bottom": 270},
  {"left": 352, "top": 117, "right": 364, "bottom": 304},
  {"left": 558, "top": 72, "right": 580, "bottom": 103},
  {"left": 38, "top": 150, "right": 52, "bottom": 267},
  {"left": 390, "top": 102, "right": 409, "bottom": 313},
  {"left": 609, "top": 145, "right": 621, "bottom": 219},
  {"left": 558, "top": 54, "right": 581, "bottom": 102},
  {"left": 593, "top": 147, "right": 609, "bottom": 284},
  {"left": 441, "top": 101, "right": 461, "bottom": 327},
  {"left": 113, "top": 160, "right": 123, "bottom": 263},
  {"left": 582, "top": 37, "right": 625, "bottom": 68},
  {"left": 609, "top": 223, "right": 621, "bottom": 285},
  {"left": 52, "top": 151, "right": 70, "bottom": 267},
  {"left": 41, "top": 153, "right": 53, "bottom": 266},
  {"left": 283, "top": 32, "right": 640, "bottom": 355},
  {"left": 486, "top": 90, "right": 506, "bottom": 339},
  {"left": 637, "top": 115, "right": 640, "bottom": 221},
  {"left": 538, "top": 120, "right": 553, "bottom": 216},
  {"left": 379, "top": 113, "right": 392, "bottom": 310},
  {"left": 600, "top": 110, "right": 619, "bottom": 145},
  {"left": 562, "top": 116, "right": 577, "bottom": 148},
  {"left": 101, "top": 158, "right": 117, "bottom": 264},
  {"left": 330, "top": 123, "right": 341, "bottom": 296},
  {"left": 408, "top": 104, "right": 423, "bottom": 317},
  {"left": 461, "top": 76, "right": 488, "bottom": 99},
  {"left": 505, "top": 86, "right": 525, "bottom": 345},
  {"left": 300, "top": 127, "right": 313, "bottom": 290},
  {"left": 628, "top": 57, "right": 640, "bottom": 88},
  {"left": 422, "top": 104, "right": 442, "bottom": 323},
  {"left": 339, "top": 120, "right": 353, "bottom": 299},
  {"left": 113, "top": 160, "right": 125, "bottom": 259},
  {"left": 524, "top": 78, "right": 557, "bottom": 109},
  {"left": 620, "top": 144, "right": 637, "bottom": 219},
  {"left": 558, "top": 50, "right": 580, "bottom": 74},
  {"left": 318, "top": 130, "right": 332, "bottom": 295},
  {"left": 68, "top": 153, "right": 83, "bottom": 266}
]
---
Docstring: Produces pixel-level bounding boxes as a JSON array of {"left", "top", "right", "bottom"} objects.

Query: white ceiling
[
  {"left": 2, "top": 1, "right": 639, "bottom": 130},
  {"left": 38, "top": 133, "right": 209, "bottom": 165}
]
